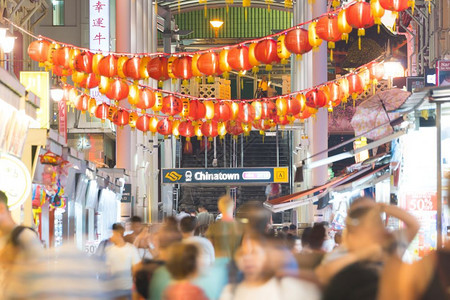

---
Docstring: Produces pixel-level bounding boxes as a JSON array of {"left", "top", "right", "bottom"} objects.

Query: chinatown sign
[
  {"left": 162, "top": 167, "right": 289, "bottom": 184},
  {"left": 0, "top": 153, "right": 32, "bottom": 210}
]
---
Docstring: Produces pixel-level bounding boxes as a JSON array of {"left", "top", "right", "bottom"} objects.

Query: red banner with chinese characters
[{"left": 58, "top": 99, "right": 67, "bottom": 144}]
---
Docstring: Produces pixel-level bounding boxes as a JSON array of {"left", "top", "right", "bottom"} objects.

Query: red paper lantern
[
  {"left": 368, "top": 62, "right": 385, "bottom": 81},
  {"left": 284, "top": 29, "right": 312, "bottom": 58},
  {"left": 248, "top": 43, "right": 260, "bottom": 73},
  {"left": 28, "top": 40, "right": 51, "bottom": 63},
  {"left": 237, "top": 103, "right": 256, "bottom": 123},
  {"left": 296, "top": 107, "right": 316, "bottom": 120},
  {"left": 75, "top": 51, "right": 93, "bottom": 73},
  {"left": 197, "top": 52, "right": 220, "bottom": 77},
  {"left": 214, "top": 102, "right": 232, "bottom": 122},
  {"left": 188, "top": 100, "right": 206, "bottom": 121},
  {"left": 113, "top": 110, "right": 130, "bottom": 127},
  {"left": 52, "top": 65, "right": 72, "bottom": 77},
  {"left": 137, "top": 89, "right": 156, "bottom": 112},
  {"left": 316, "top": 15, "right": 342, "bottom": 61},
  {"left": 157, "top": 118, "right": 173, "bottom": 136},
  {"left": 98, "top": 55, "right": 118, "bottom": 78},
  {"left": 286, "top": 97, "right": 301, "bottom": 116},
  {"left": 227, "top": 46, "right": 252, "bottom": 72},
  {"left": 162, "top": 95, "right": 183, "bottom": 117},
  {"left": 179, "top": 121, "right": 196, "bottom": 140},
  {"left": 261, "top": 101, "right": 277, "bottom": 120},
  {"left": 75, "top": 94, "right": 89, "bottom": 112},
  {"left": 147, "top": 57, "right": 170, "bottom": 81},
  {"left": 254, "top": 39, "right": 278, "bottom": 70},
  {"left": 136, "top": 115, "right": 150, "bottom": 132},
  {"left": 117, "top": 56, "right": 129, "bottom": 78},
  {"left": 92, "top": 54, "right": 103, "bottom": 75},
  {"left": 275, "top": 115, "right": 290, "bottom": 126},
  {"left": 124, "top": 57, "right": 141, "bottom": 80},
  {"left": 253, "top": 119, "right": 272, "bottom": 134},
  {"left": 345, "top": 2, "right": 374, "bottom": 50},
  {"left": 129, "top": 112, "right": 139, "bottom": 130},
  {"left": 327, "top": 82, "right": 343, "bottom": 106},
  {"left": 347, "top": 73, "right": 365, "bottom": 99},
  {"left": 106, "top": 79, "right": 129, "bottom": 101},
  {"left": 201, "top": 120, "right": 219, "bottom": 140},
  {"left": 305, "top": 88, "right": 327, "bottom": 108},
  {"left": 379, "top": 0, "right": 410, "bottom": 12},
  {"left": 219, "top": 49, "right": 232, "bottom": 75},
  {"left": 172, "top": 56, "right": 193, "bottom": 81},
  {"left": 95, "top": 103, "right": 109, "bottom": 122},
  {"left": 54, "top": 47, "right": 71, "bottom": 69},
  {"left": 226, "top": 121, "right": 244, "bottom": 137},
  {"left": 79, "top": 73, "right": 100, "bottom": 89}
]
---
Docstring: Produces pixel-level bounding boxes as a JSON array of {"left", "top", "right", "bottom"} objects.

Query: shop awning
[{"left": 264, "top": 164, "right": 389, "bottom": 213}]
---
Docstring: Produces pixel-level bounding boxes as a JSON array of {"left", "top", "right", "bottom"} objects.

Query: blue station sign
[{"left": 162, "top": 167, "right": 289, "bottom": 184}]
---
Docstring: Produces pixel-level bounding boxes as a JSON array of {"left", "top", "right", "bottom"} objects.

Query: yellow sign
[
  {"left": 20, "top": 72, "right": 49, "bottom": 129},
  {"left": 0, "top": 153, "right": 32, "bottom": 210},
  {"left": 165, "top": 171, "right": 182, "bottom": 182},
  {"left": 273, "top": 167, "right": 288, "bottom": 183}
]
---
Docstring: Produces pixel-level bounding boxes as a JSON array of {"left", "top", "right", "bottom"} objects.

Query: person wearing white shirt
[{"left": 105, "top": 223, "right": 141, "bottom": 299}]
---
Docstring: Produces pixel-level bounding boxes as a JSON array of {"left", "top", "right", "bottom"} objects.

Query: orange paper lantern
[
  {"left": 28, "top": 40, "right": 51, "bottom": 63},
  {"left": 284, "top": 28, "right": 312, "bottom": 59},
  {"left": 316, "top": 14, "right": 342, "bottom": 61},
  {"left": 98, "top": 55, "right": 118, "bottom": 78},
  {"left": 137, "top": 89, "right": 156, "bottom": 112},
  {"left": 162, "top": 95, "right": 183, "bottom": 117},
  {"left": 345, "top": 1, "right": 374, "bottom": 49}
]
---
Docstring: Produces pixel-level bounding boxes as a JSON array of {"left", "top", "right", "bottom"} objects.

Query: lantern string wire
[{"left": 4, "top": 1, "right": 356, "bottom": 57}]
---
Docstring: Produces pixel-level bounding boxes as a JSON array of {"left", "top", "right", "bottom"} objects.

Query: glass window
[{"left": 52, "top": 0, "right": 64, "bottom": 26}]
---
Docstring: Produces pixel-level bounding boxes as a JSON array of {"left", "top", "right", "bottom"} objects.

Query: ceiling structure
[{"left": 157, "top": 0, "right": 293, "bottom": 14}]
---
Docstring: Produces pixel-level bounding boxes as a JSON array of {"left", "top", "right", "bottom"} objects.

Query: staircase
[{"left": 178, "top": 131, "right": 291, "bottom": 216}]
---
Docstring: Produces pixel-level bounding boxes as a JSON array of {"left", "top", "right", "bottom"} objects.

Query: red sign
[
  {"left": 405, "top": 192, "right": 437, "bottom": 211},
  {"left": 436, "top": 60, "right": 450, "bottom": 86},
  {"left": 58, "top": 100, "right": 67, "bottom": 144}
]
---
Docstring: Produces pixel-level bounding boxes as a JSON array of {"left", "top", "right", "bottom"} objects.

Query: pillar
[
  {"left": 292, "top": 0, "right": 328, "bottom": 225},
  {"left": 115, "top": 0, "right": 132, "bottom": 172}
]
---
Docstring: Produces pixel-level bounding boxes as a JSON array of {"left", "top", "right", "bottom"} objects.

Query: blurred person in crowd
[
  {"left": 180, "top": 216, "right": 215, "bottom": 271},
  {"left": 317, "top": 198, "right": 419, "bottom": 288},
  {"left": 333, "top": 231, "right": 342, "bottom": 249},
  {"left": 197, "top": 204, "right": 214, "bottom": 227},
  {"left": 296, "top": 224, "right": 327, "bottom": 270},
  {"left": 188, "top": 207, "right": 197, "bottom": 217},
  {"left": 132, "top": 224, "right": 156, "bottom": 260},
  {"left": 124, "top": 216, "right": 144, "bottom": 244},
  {"left": 288, "top": 224, "right": 298, "bottom": 236},
  {"left": 378, "top": 180, "right": 450, "bottom": 300},
  {"left": 236, "top": 201, "right": 272, "bottom": 235},
  {"left": 176, "top": 205, "right": 190, "bottom": 221},
  {"left": 135, "top": 222, "right": 182, "bottom": 300},
  {"left": 219, "top": 233, "right": 320, "bottom": 300},
  {"left": 257, "top": 75, "right": 269, "bottom": 98},
  {"left": 105, "top": 223, "right": 141, "bottom": 299},
  {"left": 163, "top": 243, "right": 208, "bottom": 300},
  {"left": 206, "top": 195, "right": 243, "bottom": 259},
  {"left": 9, "top": 241, "right": 112, "bottom": 299},
  {"left": 149, "top": 222, "right": 184, "bottom": 300},
  {"left": 322, "top": 260, "right": 380, "bottom": 300},
  {"left": 0, "top": 190, "right": 43, "bottom": 296},
  {"left": 320, "top": 222, "right": 335, "bottom": 252}
]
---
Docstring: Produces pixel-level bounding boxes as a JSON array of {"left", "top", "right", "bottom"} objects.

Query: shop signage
[
  {"left": 121, "top": 183, "right": 132, "bottom": 203},
  {"left": 58, "top": 99, "right": 67, "bottom": 144},
  {"left": 19, "top": 72, "right": 49, "bottom": 129},
  {"left": 436, "top": 60, "right": 450, "bottom": 86},
  {"left": 0, "top": 153, "right": 31, "bottom": 210},
  {"left": 162, "top": 167, "right": 289, "bottom": 184}
]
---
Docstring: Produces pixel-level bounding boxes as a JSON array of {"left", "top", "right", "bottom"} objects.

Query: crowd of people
[{"left": 0, "top": 190, "right": 449, "bottom": 299}]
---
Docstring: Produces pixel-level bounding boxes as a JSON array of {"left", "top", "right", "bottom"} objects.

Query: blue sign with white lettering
[{"left": 162, "top": 167, "right": 288, "bottom": 184}]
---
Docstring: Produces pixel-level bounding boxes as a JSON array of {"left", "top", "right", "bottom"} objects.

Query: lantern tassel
[
  {"left": 245, "top": 8, "right": 248, "bottom": 21},
  {"left": 204, "top": 4, "right": 207, "bottom": 18},
  {"left": 330, "top": 49, "right": 333, "bottom": 61}
]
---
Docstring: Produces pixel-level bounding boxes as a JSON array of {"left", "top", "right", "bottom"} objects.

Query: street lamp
[
  {"left": 50, "top": 87, "right": 64, "bottom": 102},
  {"left": 210, "top": 19, "right": 224, "bottom": 38},
  {"left": 2, "top": 35, "right": 16, "bottom": 53}
]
